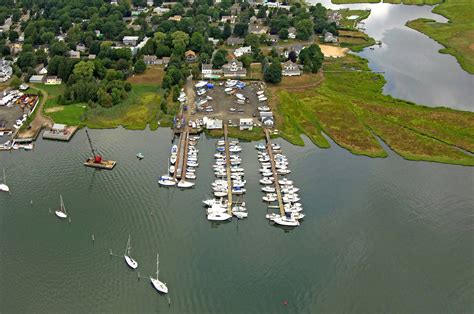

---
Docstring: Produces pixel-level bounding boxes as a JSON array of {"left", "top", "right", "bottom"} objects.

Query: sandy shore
[{"left": 319, "top": 45, "right": 349, "bottom": 58}]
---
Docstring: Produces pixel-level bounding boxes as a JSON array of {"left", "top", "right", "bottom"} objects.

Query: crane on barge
[{"left": 84, "top": 130, "right": 116, "bottom": 170}]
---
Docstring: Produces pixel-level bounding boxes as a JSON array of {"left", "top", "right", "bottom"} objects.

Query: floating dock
[
  {"left": 224, "top": 124, "right": 232, "bottom": 215},
  {"left": 180, "top": 129, "right": 190, "bottom": 179},
  {"left": 264, "top": 129, "right": 285, "bottom": 216},
  {"left": 84, "top": 158, "right": 116, "bottom": 170}
]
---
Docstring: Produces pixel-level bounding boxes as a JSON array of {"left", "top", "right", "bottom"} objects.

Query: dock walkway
[
  {"left": 264, "top": 129, "right": 285, "bottom": 216},
  {"left": 224, "top": 124, "right": 232, "bottom": 215}
]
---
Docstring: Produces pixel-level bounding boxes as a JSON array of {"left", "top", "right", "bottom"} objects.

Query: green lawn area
[
  {"left": 269, "top": 55, "right": 474, "bottom": 166},
  {"left": 338, "top": 9, "right": 371, "bottom": 30},
  {"left": 406, "top": 0, "right": 474, "bottom": 74},
  {"left": 84, "top": 84, "right": 167, "bottom": 130}
]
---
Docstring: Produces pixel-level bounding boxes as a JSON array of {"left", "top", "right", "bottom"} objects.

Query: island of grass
[
  {"left": 406, "top": 0, "right": 474, "bottom": 74},
  {"left": 268, "top": 54, "right": 474, "bottom": 166}
]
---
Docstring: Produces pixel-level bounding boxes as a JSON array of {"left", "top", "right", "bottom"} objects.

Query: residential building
[
  {"left": 201, "top": 64, "right": 222, "bottom": 78},
  {"left": 69, "top": 50, "right": 80, "bottom": 59},
  {"left": 76, "top": 43, "right": 86, "bottom": 52},
  {"left": 282, "top": 60, "right": 301, "bottom": 76},
  {"left": 88, "top": 54, "right": 96, "bottom": 60},
  {"left": 249, "top": 24, "right": 268, "bottom": 35},
  {"left": 38, "top": 67, "right": 48, "bottom": 75},
  {"left": 221, "top": 16, "right": 236, "bottom": 24},
  {"left": 234, "top": 46, "right": 251, "bottom": 58},
  {"left": 153, "top": 7, "right": 170, "bottom": 15},
  {"left": 288, "top": 27, "right": 296, "bottom": 39},
  {"left": 29, "top": 75, "right": 45, "bottom": 83},
  {"left": 226, "top": 37, "right": 244, "bottom": 46},
  {"left": 168, "top": 15, "right": 182, "bottom": 22},
  {"left": 146, "top": 0, "right": 154, "bottom": 6},
  {"left": 222, "top": 59, "right": 247, "bottom": 77},
  {"left": 127, "top": 24, "right": 142, "bottom": 31},
  {"left": 239, "top": 118, "right": 254, "bottom": 131},
  {"left": 143, "top": 55, "right": 159, "bottom": 65},
  {"left": 324, "top": 31, "right": 338, "bottom": 43},
  {"left": 0, "top": 59, "right": 12, "bottom": 83},
  {"left": 230, "top": 3, "right": 241, "bottom": 15},
  {"left": 45, "top": 76, "right": 62, "bottom": 85},
  {"left": 267, "top": 34, "right": 279, "bottom": 44},
  {"left": 123, "top": 36, "right": 139, "bottom": 46},
  {"left": 282, "top": 44, "right": 304, "bottom": 59},
  {"left": 185, "top": 50, "right": 197, "bottom": 62}
]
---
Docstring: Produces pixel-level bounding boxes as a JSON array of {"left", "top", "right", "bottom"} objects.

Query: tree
[
  {"left": 233, "top": 23, "right": 248, "bottom": 37},
  {"left": 212, "top": 49, "right": 228, "bottom": 69},
  {"left": 278, "top": 28, "right": 288, "bottom": 40},
  {"left": 190, "top": 32, "right": 205, "bottom": 52},
  {"left": 98, "top": 88, "right": 113, "bottom": 108},
  {"left": 50, "top": 41, "right": 69, "bottom": 57},
  {"left": 156, "top": 44, "right": 171, "bottom": 58},
  {"left": 299, "top": 44, "right": 324, "bottom": 73},
  {"left": 134, "top": 59, "right": 146, "bottom": 74},
  {"left": 288, "top": 50, "right": 298, "bottom": 63},
  {"left": 257, "top": 6, "right": 266, "bottom": 18},
  {"left": 171, "top": 31, "right": 189, "bottom": 49},
  {"left": 296, "top": 19, "right": 313, "bottom": 41},
  {"left": 264, "top": 60, "right": 282, "bottom": 84},
  {"left": 73, "top": 61, "right": 95, "bottom": 78},
  {"left": 244, "top": 34, "right": 260, "bottom": 49},
  {"left": 223, "top": 23, "right": 232, "bottom": 40},
  {"left": 8, "top": 31, "right": 19, "bottom": 42},
  {"left": 17, "top": 51, "right": 37, "bottom": 71}
]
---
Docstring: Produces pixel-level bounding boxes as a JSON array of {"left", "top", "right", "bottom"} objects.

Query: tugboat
[{"left": 84, "top": 130, "right": 116, "bottom": 170}]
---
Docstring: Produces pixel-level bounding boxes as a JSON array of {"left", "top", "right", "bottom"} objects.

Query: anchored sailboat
[
  {"left": 55, "top": 195, "right": 67, "bottom": 219},
  {"left": 0, "top": 168, "right": 9, "bottom": 192},
  {"left": 124, "top": 235, "right": 138, "bottom": 269},
  {"left": 150, "top": 253, "right": 168, "bottom": 294}
]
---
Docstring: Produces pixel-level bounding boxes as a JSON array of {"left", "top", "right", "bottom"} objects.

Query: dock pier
[
  {"left": 180, "top": 129, "right": 190, "bottom": 179},
  {"left": 264, "top": 129, "right": 285, "bottom": 216},
  {"left": 224, "top": 124, "right": 232, "bottom": 215}
]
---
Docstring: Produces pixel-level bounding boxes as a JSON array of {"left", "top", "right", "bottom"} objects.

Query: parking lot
[
  {"left": 191, "top": 80, "right": 268, "bottom": 126},
  {"left": 0, "top": 103, "right": 24, "bottom": 145}
]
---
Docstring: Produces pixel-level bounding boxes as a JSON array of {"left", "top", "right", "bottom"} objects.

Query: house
[
  {"left": 10, "top": 43, "right": 22, "bottom": 54},
  {"left": 38, "top": 67, "right": 48, "bottom": 75},
  {"left": 226, "top": 37, "right": 244, "bottom": 46},
  {"left": 249, "top": 24, "right": 268, "bottom": 35},
  {"left": 205, "top": 117, "right": 223, "bottom": 130},
  {"left": 282, "top": 44, "right": 304, "bottom": 58},
  {"left": 162, "top": 57, "right": 170, "bottom": 66},
  {"left": 45, "top": 76, "right": 62, "bottom": 85},
  {"left": 29, "top": 75, "right": 44, "bottom": 83},
  {"left": 153, "top": 7, "right": 170, "bottom": 15},
  {"left": 230, "top": 3, "right": 241, "bottom": 15},
  {"left": 123, "top": 36, "right": 139, "bottom": 46},
  {"left": 69, "top": 50, "right": 80, "bottom": 59},
  {"left": 288, "top": 27, "right": 296, "bottom": 39},
  {"left": 327, "top": 10, "right": 342, "bottom": 26},
  {"left": 282, "top": 60, "right": 301, "bottom": 76},
  {"left": 324, "top": 31, "right": 338, "bottom": 43},
  {"left": 239, "top": 118, "right": 253, "bottom": 131},
  {"left": 88, "top": 54, "right": 96, "bottom": 60},
  {"left": 208, "top": 37, "right": 220, "bottom": 46},
  {"left": 0, "top": 59, "right": 12, "bottom": 82},
  {"left": 146, "top": 0, "right": 154, "bottom": 6},
  {"left": 168, "top": 15, "right": 182, "bottom": 22},
  {"left": 221, "top": 16, "right": 236, "bottom": 24},
  {"left": 260, "top": 111, "right": 274, "bottom": 126},
  {"left": 234, "top": 46, "right": 251, "bottom": 58},
  {"left": 222, "top": 59, "right": 247, "bottom": 77},
  {"left": 76, "top": 43, "right": 86, "bottom": 52},
  {"left": 201, "top": 64, "right": 222, "bottom": 78},
  {"left": 111, "top": 0, "right": 118, "bottom": 5},
  {"left": 185, "top": 50, "right": 197, "bottom": 62},
  {"left": 143, "top": 55, "right": 159, "bottom": 65}
]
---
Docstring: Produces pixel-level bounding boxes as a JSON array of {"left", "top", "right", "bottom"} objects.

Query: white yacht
[
  {"left": 150, "top": 253, "right": 168, "bottom": 294},
  {"left": 177, "top": 180, "right": 195, "bottom": 188},
  {"left": 158, "top": 175, "right": 176, "bottom": 186},
  {"left": 0, "top": 168, "right": 9, "bottom": 192},
  {"left": 207, "top": 212, "right": 232, "bottom": 221},
  {"left": 124, "top": 235, "right": 138, "bottom": 269}
]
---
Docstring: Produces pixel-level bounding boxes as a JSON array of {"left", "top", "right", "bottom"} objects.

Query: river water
[
  {"left": 310, "top": 1, "right": 474, "bottom": 111},
  {"left": 1, "top": 128, "right": 473, "bottom": 312}
]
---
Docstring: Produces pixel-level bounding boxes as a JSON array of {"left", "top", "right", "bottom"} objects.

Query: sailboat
[
  {"left": 124, "top": 235, "right": 138, "bottom": 269},
  {"left": 150, "top": 253, "right": 168, "bottom": 294},
  {"left": 0, "top": 168, "right": 9, "bottom": 192},
  {"left": 55, "top": 195, "right": 67, "bottom": 219}
]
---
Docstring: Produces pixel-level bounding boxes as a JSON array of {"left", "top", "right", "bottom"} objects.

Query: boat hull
[
  {"left": 125, "top": 255, "right": 138, "bottom": 269},
  {"left": 150, "top": 277, "right": 168, "bottom": 294}
]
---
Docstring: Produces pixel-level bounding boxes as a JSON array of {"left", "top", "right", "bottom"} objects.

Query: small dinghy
[{"left": 136, "top": 152, "right": 144, "bottom": 160}]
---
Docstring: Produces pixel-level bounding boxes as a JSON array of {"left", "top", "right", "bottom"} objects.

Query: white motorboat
[
  {"left": 229, "top": 146, "right": 242, "bottom": 153},
  {"left": 258, "top": 96, "right": 267, "bottom": 102},
  {"left": 169, "top": 165, "right": 175, "bottom": 175},
  {"left": 186, "top": 172, "right": 196, "bottom": 180},
  {"left": 177, "top": 180, "right": 195, "bottom": 188},
  {"left": 271, "top": 143, "right": 281, "bottom": 150},
  {"left": 259, "top": 178, "right": 274, "bottom": 185},
  {"left": 257, "top": 106, "right": 270, "bottom": 112},
  {"left": 207, "top": 212, "right": 232, "bottom": 221},
  {"left": 255, "top": 143, "right": 266, "bottom": 150},
  {"left": 233, "top": 211, "right": 248, "bottom": 219},
  {"left": 278, "top": 178, "right": 293, "bottom": 185},
  {"left": 267, "top": 212, "right": 305, "bottom": 221},
  {"left": 232, "top": 203, "right": 247, "bottom": 212},
  {"left": 124, "top": 235, "right": 138, "bottom": 269},
  {"left": 136, "top": 152, "right": 144, "bottom": 160},
  {"left": 207, "top": 204, "right": 227, "bottom": 214},
  {"left": 214, "top": 191, "right": 227, "bottom": 197},
  {"left": 0, "top": 168, "right": 9, "bottom": 192},
  {"left": 187, "top": 161, "right": 198, "bottom": 167},
  {"left": 170, "top": 154, "right": 177, "bottom": 164},
  {"left": 230, "top": 167, "right": 244, "bottom": 173},
  {"left": 256, "top": 90, "right": 265, "bottom": 95},
  {"left": 232, "top": 187, "right": 246, "bottom": 195},
  {"left": 268, "top": 214, "right": 300, "bottom": 227},
  {"left": 261, "top": 186, "right": 276, "bottom": 193},
  {"left": 54, "top": 194, "right": 68, "bottom": 219},
  {"left": 277, "top": 169, "right": 291, "bottom": 175},
  {"left": 158, "top": 175, "right": 176, "bottom": 186},
  {"left": 171, "top": 145, "right": 178, "bottom": 154},
  {"left": 261, "top": 171, "right": 273, "bottom": 177},
  {"left": 150, "top": 253, "right": 168, "bottom": 294}
]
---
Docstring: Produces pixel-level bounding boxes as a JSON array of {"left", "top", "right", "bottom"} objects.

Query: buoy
[
  {"left": 92, "top": 234, "right": 95, "bottom": 242},
  {"left": 110, "top": 249, "right": 113, "bottom": 256}
]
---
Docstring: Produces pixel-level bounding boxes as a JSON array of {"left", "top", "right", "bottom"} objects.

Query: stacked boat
[
  {"left": 204, "top": 140, "right": 248, "bottom": 221},
  {"left": 256, "top": 142, "right": 304, "bottom": 227}
]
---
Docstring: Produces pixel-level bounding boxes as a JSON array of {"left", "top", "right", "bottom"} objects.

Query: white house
[
  {"left": 239, "top": 118, "right": 254, "bottom": 131},
  {"left": 45, "top": 76, "right": 62, "bottom": 85},
  {"left": 282, "top": 60, "right": 301, "bottom": 76},
  {"left": 123, "top": 36, "right": 139, "bottom": 46},
  {"left": 234, "top": 46, "right": 251, "bottom": 58}
]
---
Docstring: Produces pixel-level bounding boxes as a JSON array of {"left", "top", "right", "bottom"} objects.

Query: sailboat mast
[
  {"left": 125, "top": 235, "right": 131, "bottom": 256},
  {"left": 85, "top": 130, "right": 96, "bottom": 158},
  {"left": 156, "top": 253, "right": 159, "bottom": 279},
  {"left": 60, "top": 194, "right": 66, "bottom": 214},
  {"left": 2, "top": 168, "right": 5, "bottom": 184}
]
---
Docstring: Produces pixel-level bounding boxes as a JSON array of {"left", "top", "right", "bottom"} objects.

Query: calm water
[
  {"left": 310, "top": 1, "right": 474, "bottom": 111},
  {"left": 1, "top": 128, "right": 473, "bottom": 313}
]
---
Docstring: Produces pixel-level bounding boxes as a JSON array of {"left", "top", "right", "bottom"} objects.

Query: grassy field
[
  {"left": 127, "top": 65, "right": 165, "bottom": 84},
  {"left": 268, "top": 55, "right": 474, "bottom": 165},
  {"left": 406, "top": 0, "right": 474, "bottom": 74},
  {"left": 338, "top": 9, "right": 371, "bottom": 30},
  {"left": 207, "top": 126, "right": 266, "bottom": 142}
]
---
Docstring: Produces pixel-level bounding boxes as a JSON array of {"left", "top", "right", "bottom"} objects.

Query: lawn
[
  {"left": 338, "top": 9, "right": 371, "bottom": 30},
  {"left": 127, "top": 65, "right": 165, "bottom": 85},
  {"left": 406, "top": 0, "right": 474, "bottom": 74},
  {"left": 268, "top": 54, "right": 474, "bottom": 165}
]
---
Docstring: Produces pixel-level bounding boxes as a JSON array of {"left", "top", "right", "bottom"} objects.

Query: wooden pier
[
  {"left": 173, "top": 131, "right": 185, "bottom": 180},
  {"left": 264, "top": 129, "right": 285, "bottom": 216},
  {"left": 180, "top": 129, "right": 190, "bottom": 179},
  {"left": 224, "top": 124, "right": 232, "bottom": 215}
]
